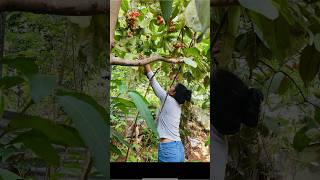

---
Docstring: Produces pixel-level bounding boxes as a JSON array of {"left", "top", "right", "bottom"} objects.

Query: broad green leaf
[
  {"left": 184, "top": 0, "right": 202, "bottom": 32},
  {"left": 110, "top": 144, "right": 123, "bottom": 156},
  {"left": 57, "top": 95, "right": 108, "bottom": 177},
  {"left": 314, "top": 33, "right": 320, "bottom": 52},
  {"left": 159, "top": 0, "right": 173, "bottom": 23},
  {"left": 239, "top": 0, "right": 279, "bottom": 20},
  {"left": 7, "top": 115, "right": 84, "bottom": 147},
  {"left": 2, "top": 56, "right": 38, "bottom": 75},
  {"left": 195, "top": 0, "right": 210, "bottom": 32},
  {"left": 112, "top": 97, "right": 135, "bottom": 108},
  {"left": 27, "top": 74, "right": 57, "bottom": 103},
  {"left": 183, "top": 58, "right": 197, "bottom": 68},
  {"left": 293, "top": 126, "right": 311, "bottom": 152},
  {"left": 128, "top": 91, "right": 158, "bottom": 137},
  {"left": 67, "top": 16, "right": 92, "bottom": 28},
  {"left": 0, "top": 91, "right": 4, "bottom": 117},
  {"left": 278, "top": 76, "right": 290, "bottom": 95},
  {"left": 110, "top": 128, "right": 130, "bottom": 147},
  {"left": 268, "top": 72, "right": 285, "bottom": 94},
  {"left": 203, "top": 76, "right": 210, "bottom": 88},
  {"left": 183, "top": 47, "right": 201, "bottom": 58},
  {"left": 228, "top": 6, "right": 241, "bottom": 36},
  {"left": 121, "top": 0, "right": 129, "bottom": 12},
  {"left": 12, "top": 131, "right": 60, "bottom": 166},
  {"left": 217, "top": 33, "right": 235, "bottom": 68},
  {"left": 250, "top": 12, "right": 291, "bottom": 63},
  {"left": 57, "top": 91, "right": 109, "bottom": 123},
  {"left": 299, "top": 45, "right": 320, "bottom": 86},
  {"left": 0, "top": 169, "right": 21, "bottom": 180},
  {"left": 0, "top": 76, "right": 25, "bottom": 89}
]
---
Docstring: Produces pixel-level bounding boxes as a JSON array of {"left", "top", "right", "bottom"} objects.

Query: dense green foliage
[
  {"left": 212, "top": 0, "right": 320, "bottom": 179},
  {"left": 0, "top": 13, "right": 108, "bottom": 179},
  {"left": 111, "top": 0, "right": 210, "bottom": 162}
]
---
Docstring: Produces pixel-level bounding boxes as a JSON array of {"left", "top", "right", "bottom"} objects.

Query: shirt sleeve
[{"left": 146, "top": 71, "right": 167, "bottom": 101}]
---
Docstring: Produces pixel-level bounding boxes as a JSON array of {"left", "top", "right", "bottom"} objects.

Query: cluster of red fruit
[
  {"left": 157, "top": 15, "right": 164, "bottom": 25},
  {"left": 173, "top": 41, "right": 185, "bottom": 49},
  {"left": 126, "top": 10, "right": 141, "bottom": 32}
]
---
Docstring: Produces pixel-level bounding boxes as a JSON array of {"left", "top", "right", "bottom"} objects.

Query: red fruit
[{"left": 157, "top": 15, "right": 164, "bottom": 25}]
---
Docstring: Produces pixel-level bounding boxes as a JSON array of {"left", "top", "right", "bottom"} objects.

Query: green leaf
[
  {"left": 57, "top": 95, "right": 108, "bottom": 177},
  {"left": 250, "top": 13, "right": 291, "bottom": 62},
  {"left": 57, "top": 91, "right": 109, "bottom": 123},
  {"left": 7, "top": 115, "right": 84, "bottom": 147},
  {"left": 0, "top": 169, "right": 21, "bottom": 180},
  {"left": 217, "top": 33, "right": 235, "bottom": 68},
  {"left": 268, "top": 72, "right": 285, "bottom": 94},
  {"left": 314, "top": 33, "right": 320, "bottom": 52},
  {"left": 159, "top": 0, "right": 173, "bottom": 23},
  {"left": 121, "top": 0, "right": 129, "bottom": 12},
  {"left": 0, "top": 90, "right": 4, "bottom": 117},
  {"left": 27, "top": 74, "right": 57, "bottom": 103},
  {"left": 111, "top": 128, "right": 130, "bottom": 147},
  {"left": 227, "top": 6, "right": 241, "bottom": 36},
  {"left": 195, "top": 0, "right": 210, "bottom": 32},
  {"left": 183, "top": 47, "right": 201, "bottom": 58},
  {"left": 183, "top": 58, "right": 197, "bottom": 68},
  {"left": 293, "top": 126, "right": 312, "bottom": 152},
  {"left": 239, "top": 0, "right": 279, "bottom": 20},
  {"left": 110, "top": 144, "right": 122, "bottom": 156},
  {"left": 299, "top": 45, "right": 320, "bottom": 86},
  {"left": 0, "top": 76, "right": 25, "bottom": 89},
  {"left": 184, "top": 0, "right": 202, "bottom": 32},
  {"left": 112, "top": 97, "right": 135, "bottom": 108},
  {"left": 2, "top": 56, "right": 38, "bottom": 75},
  {"left": 278, "top": 76, "right": 290, "bottom": 95},
  {"left": 12, "top": 131, "right": 60, "bottom": 166},
  {"left": 128, "top": 91, "right": 158, "bottom": 137}
]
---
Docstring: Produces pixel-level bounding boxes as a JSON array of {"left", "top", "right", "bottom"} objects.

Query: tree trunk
[
  {"left": 0, "top": 12, "right": 5, "bottom": 78},
  {"left": 0, "top": 0, "right": 109, "bottom": 15}
]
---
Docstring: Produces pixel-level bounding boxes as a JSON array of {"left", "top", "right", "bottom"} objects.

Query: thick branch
[
  {"left": 0, "top": 0, "right": 109, "bottom": 16},
  {"left": 110, "top": 0, "right": 121, "bottom": 48},
  {"left": 212, "top": 0, "right": 239, "bottom": 6},
  {"left": 110, "top": 55, "right": 184, "bottom": 66}
]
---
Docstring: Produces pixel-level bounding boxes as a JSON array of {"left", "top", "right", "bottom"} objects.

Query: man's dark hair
[
  {"left": 173, "top": 83, "right": 192, "bottom": 104},
  {"left": 211, "top": 69, "right": 264, "bottom": 135}
]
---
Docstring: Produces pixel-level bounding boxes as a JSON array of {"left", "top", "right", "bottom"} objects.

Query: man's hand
[{"left": 144, "top": 64, "right": 152, "bottom": 73}]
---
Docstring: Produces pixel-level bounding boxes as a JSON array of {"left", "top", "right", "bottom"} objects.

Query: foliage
[
  {"left": 212, "top": 0, "right": 320, "bottom": 178},
  {"left": 0, "top": 13, "right": 108, "bottom": 178}
]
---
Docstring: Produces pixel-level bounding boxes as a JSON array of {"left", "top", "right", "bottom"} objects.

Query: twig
[
  {"left": 20, "top": 100, "right": 33, "bottom": 114},
  {"left": 259, "top": 60, "right": 320, "bottom": 109}
]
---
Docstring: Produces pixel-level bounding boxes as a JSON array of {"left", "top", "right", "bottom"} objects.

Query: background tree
[
  {"left": 212, "top": 0, "right": 320, "bottom": 179},
  {"left": 0, "top": 1, "right": 108, "bottom": 179}
]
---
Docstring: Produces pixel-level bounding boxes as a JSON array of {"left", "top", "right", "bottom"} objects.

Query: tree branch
[
  {"left": 212, "top": 0, "right": 239, "bottom": 6},
  {"left": 0, "top": 0, "right": 109, "bottom": 16},
  {"left": 110, "top": 55, "right": 184, "bottom": 66}
]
